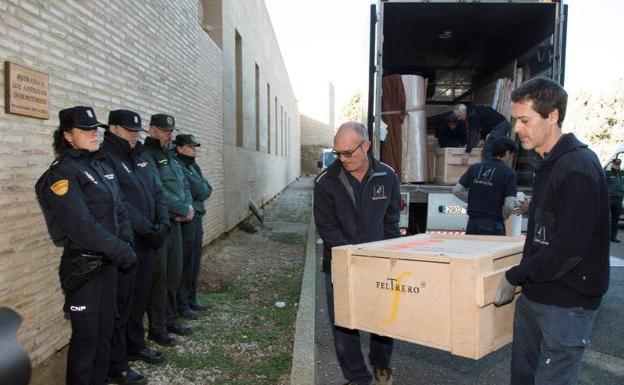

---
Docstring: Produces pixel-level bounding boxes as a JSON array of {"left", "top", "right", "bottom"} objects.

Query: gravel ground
[{"left": 131, "top": 178, "right": 314, "bottom": 385}]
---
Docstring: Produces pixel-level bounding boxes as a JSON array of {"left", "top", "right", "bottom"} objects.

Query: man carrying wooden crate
[
  {"left": 452, "top": 136, "right": 518, "bottom": 235},
  {"left": 314, "top": 122, "right": 401, "bottom": 385},
  {"left": 495, "top": 78, "right": 610, "bottom": 385}
]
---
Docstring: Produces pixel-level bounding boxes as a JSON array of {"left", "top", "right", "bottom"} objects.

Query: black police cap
[
  {"left": 613, "top": 158, "right": 622, "bottom": 165},
  {"left": 59, "top": 106, "right": 107, "bottom": 131},
  {"left": 108, "top": 109, "right": 146, "bottom": 132},
  {"left": 173, "top": 134, "right": 201, "bottom": 147},
  {"left": 150, "top": 114, "right": 177, "bottom": 131}
]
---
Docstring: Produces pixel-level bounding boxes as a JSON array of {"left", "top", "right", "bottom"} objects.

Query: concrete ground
[{"left": 314, "top": 231, "right": 624, "bottom": 385}]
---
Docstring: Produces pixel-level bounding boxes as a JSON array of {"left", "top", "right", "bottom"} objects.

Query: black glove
[
  {"left": 119, "top": 250, "right": 137, "bottom": 270},
  {"left": 145, "top": 223, "right": 170, "bottom": 250}
]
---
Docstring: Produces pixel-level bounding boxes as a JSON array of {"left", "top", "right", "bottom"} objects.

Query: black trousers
[
  {"left": 109, "top": 261, "right": 137, "bottom": 373},
  {"left": 610, "top": 196, "right": 622, "bottom": 239},
  {"left": 126, "top": 244, "right": 154, "bottom": 355},
  {"left": 325, "top": 274, "right": 393, "bottom": 385},
  {"left": 148, "top": 221, "right": 183, "bottom": 336},
  {"left": 178, "top": 216, "right": 203, "bottom": 311},
  {"left": 65, "top": 264, "right": 117, "bottom": 385},
  {"left": 466, "top": 216, "right": 505, "bottom": 236}
]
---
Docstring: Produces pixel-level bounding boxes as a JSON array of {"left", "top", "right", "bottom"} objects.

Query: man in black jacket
[
  {"left": 453, "top": 136, "right": 517, "bottom": 235},
  {"left": 314, "top": 122, "right": 400, "bottom": 385},
  {"left": 453, "top": 103, "right": 510, "bottom": 162},
  {"left": 494, "top": 78, "right": 610, "bottom": 385},
  {"left": 101, "top": 110, "right": 171, "bottom": 384},
  {"left": 436, "top": 114, "right": 466, "bottom": 148}
]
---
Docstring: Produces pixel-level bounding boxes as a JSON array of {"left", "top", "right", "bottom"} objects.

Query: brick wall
[{"left": 0, "top": 0, "right": 230, "bottom": 366}]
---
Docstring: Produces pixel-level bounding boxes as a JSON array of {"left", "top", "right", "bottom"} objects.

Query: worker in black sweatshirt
[{"left": 495, "top": 78, "right": 609, "bottom": 385}]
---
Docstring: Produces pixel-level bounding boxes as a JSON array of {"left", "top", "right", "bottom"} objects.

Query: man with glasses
[{"left": 314, "top": 122, "right": 400, "bottom": 385}]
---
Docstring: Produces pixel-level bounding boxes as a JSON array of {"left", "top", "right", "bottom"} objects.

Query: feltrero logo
[{"left": 376, "top": 272, "right": 427, "bottom": 324}]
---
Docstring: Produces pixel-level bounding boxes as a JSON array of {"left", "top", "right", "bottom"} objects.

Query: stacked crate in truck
[{"left": 370, "top": 0, "right": 567, "bottom": 188}]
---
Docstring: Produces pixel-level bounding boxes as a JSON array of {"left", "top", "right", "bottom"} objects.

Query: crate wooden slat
[
  {"left": 433, "top": 147, "right": 482, "bottom": 184},
  {"left": 332, "top": 233, "right": 524, "bottom": 360}
]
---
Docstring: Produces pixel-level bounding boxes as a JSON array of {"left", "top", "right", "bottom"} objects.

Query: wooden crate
[
  {"left": 331, "top": 233, "right": 523, "bottom": 360},
  {"left": 434, "top": 147, "right": 482, "bottom": 184}
]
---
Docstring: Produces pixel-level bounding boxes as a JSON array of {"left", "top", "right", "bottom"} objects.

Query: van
[{"left": 317, "top": 148, "right": 338, "bottom": 172}]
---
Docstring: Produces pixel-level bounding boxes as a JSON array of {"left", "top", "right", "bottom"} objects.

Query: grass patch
[
  {"left": 267, "top": 232, "right": 305, "bottom": 245},
  {"left": 237, "top": 220, "right": 257, "bottom": 233},
  {"left": 140, "top": 262, "right": 304, "bottom": 384}
]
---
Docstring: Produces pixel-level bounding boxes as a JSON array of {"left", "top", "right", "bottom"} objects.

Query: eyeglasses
[{"left": 332, "top": 141, "right": 365, "bottom": 158}]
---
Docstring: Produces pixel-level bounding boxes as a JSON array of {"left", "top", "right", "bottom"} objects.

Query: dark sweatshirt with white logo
[
  {"left": 314, "top": 156, "right": 401, "bottom": 274},
  {"left": 505, "top": 133, "right": 610, "bottom": 309}
]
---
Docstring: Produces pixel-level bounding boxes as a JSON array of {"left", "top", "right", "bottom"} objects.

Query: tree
[
  {"left": 564, "top": 80, "right": 624, "bottom": 163},
  {"left": 339, "top": 91, "right": 364, "bottom": 123}
]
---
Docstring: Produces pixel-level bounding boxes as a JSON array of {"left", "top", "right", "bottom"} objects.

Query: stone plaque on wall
[{"left": 4, "top": 61, "right": 49, "bottom": 119}]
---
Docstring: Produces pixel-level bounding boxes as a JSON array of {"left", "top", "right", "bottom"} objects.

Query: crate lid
[{"left": 340, "top": 233, "right": 524, "bottom": 263}]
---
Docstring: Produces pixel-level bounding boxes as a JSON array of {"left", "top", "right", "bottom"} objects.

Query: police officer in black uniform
[
  {"left": 101, "top": 110, "right": 171, "bottom": 384},
  {"left": 35, "top": 106, "right": 136, "bottom": 385},
  {"left": 453, "top": 136, "right": 518, "bottom": 235}
]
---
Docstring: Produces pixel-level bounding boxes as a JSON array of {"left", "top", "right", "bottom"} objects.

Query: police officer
[
  {"left": 453, "top": 136, "right": 518, "bottom": 235},
  {"left": 606, "top": 158, "right": 624, "bottom": 242},
  {"left": 174, "top": 134, "right": 212, "bottom": 318},
  {"left": 35, "top": 106, "right": 136, "bottom": 385},
  {"left": 314, "top": 122, "right": 400, "bottom": 385},
  {"left": 101, "top": 110, "right": 171, "bottom": 383},
  {"left": 142, "top": 114, "right": 193, "bottom": 345}
]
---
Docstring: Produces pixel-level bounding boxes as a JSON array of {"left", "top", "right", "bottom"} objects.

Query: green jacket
[
  {"left": 142, "top": 137, "right": 192, "bottom": 217},
  {"left": 177, "top": 153, "right": 212, "bottom": 216},
  {"left": 606, "top": 168, "right": 624, "bottom": 198}
]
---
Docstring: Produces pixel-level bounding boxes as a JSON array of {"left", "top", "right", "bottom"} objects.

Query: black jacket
[
  {"left": 314, "top": 156, "right": 401, "bottom": 273},
  {"left": 100, "top": 131, "right": 170, "bottom": 244},
  {"left": 465, "top": 104, "right": 507, "bottom": 153},
  {"left": 436, "top": 121, "right": 466, "bottom": 148},
  {"left": 506, "top": 134, "right": 610, "bottom": 309},
  {"left": 35, "top": 148, "right": 134, "bottom": 265},
  {"left": 458, "top": 158, "right": 517, "bottom": 222}
]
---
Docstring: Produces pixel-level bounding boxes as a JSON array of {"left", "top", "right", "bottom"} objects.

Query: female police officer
[{"left": 35, "top": 106, "right": 137, "bottom": 385}]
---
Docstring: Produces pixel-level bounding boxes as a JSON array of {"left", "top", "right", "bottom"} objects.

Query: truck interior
[{"left": 378, "top": 1, "right": 564, "bottom": 187}]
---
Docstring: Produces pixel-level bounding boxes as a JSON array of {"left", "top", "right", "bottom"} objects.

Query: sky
[{"left": 265, "top": 0, "right": 624, "bottom": 124}]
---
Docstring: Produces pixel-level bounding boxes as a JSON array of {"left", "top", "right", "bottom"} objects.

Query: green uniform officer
[
  {"left": 606, "top": 158, "right": 624, "bottom": 242},
  {"left": 174, "top": 134, "right": 213, "bottom": 319},
  {"left": 142, "top": 114, "right": 193, "bottom": 346}
]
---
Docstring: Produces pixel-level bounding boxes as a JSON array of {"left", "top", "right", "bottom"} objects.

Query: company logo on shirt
[
  {"left": 104, "top": 173, "right": 115, "bottom": 180},
  {"left": 84, "top": 171, "right": 98, "bottom": 184},
  {"left": 372, "top": 185, "right": 387, "bottom": 200},
  {"left": 534, "top": 224, "right": 549, "bottom": 246},
  {"left": 473, "top": 165, "right": 495, "bottom": 186},
  {"left": 70, "top": 305, "right": 86, "bottom": 312},
  {"left": 137, "top": 162, "right": 148, "bottom": 168}
]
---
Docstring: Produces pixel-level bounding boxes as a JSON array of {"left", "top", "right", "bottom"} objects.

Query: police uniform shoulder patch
[{"left": 50, "top": 179, "right": 69, "bottom": 196}]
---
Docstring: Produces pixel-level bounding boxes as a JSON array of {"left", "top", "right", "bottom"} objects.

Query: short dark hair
[
  {"left": 511, "top": 77, "right": 567, "bottom": 126},
  {"left": 491, "top": 136, "right": 517, "bottom": 158}
]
